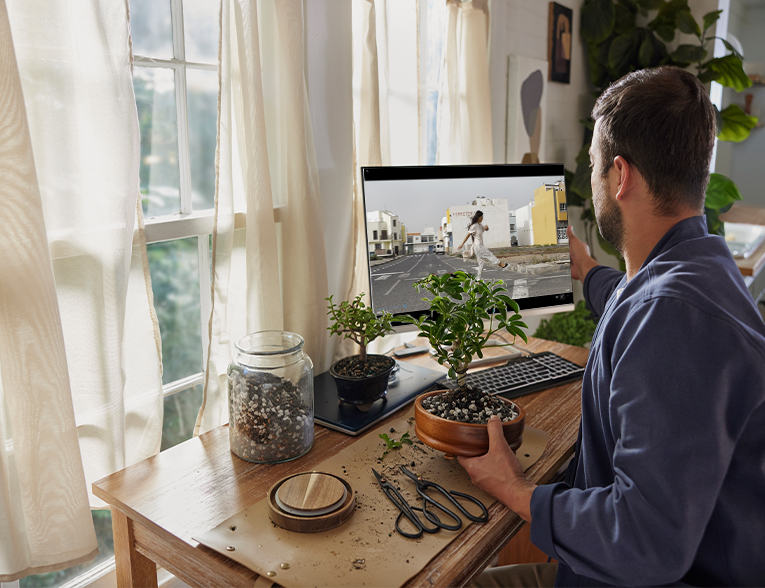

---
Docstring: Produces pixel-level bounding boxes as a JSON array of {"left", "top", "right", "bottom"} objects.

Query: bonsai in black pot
[{"left": 326, "top": 293, "right": 396, "bottom": 411}]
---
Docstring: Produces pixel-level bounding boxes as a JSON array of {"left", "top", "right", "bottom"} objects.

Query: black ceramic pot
[{"left": 330, "top": 354, "right": 396, "bottom": 410}]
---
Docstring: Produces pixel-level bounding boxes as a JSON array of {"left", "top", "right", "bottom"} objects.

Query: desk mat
[{"left": 194, "top": 406, "right": 549, "bottom": 588}]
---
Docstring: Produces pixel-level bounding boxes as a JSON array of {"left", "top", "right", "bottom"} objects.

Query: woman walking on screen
[{"left": 457, "top": 210, "right": 509, "bottom": 279}]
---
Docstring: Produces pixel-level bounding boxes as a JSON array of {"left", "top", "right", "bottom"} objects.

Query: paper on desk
[{"left": 193, "top": 406, "right": 549, "bottom": 588}]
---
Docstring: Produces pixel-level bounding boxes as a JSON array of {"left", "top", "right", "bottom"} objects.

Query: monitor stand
[{"left": 313, "top": 360, "right": 445, "bottom": 436}]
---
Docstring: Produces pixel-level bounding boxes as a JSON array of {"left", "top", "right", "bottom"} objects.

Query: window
[
  {"left": 381, "top": 229, "right": 388, "bottom": 240},
  {"left": 420, "top": 0, "right": 447, "bottom": 164},
  {"left": 560, "top": 203, "right": 567, "bottom": 212},
  {"left": 373, "top": 230, "right": 378, "bottom": 240},
  {"left": 393, "top": 219, "right": 396, "bottom": 227},
  {"left": 510, "top": 224, "right": 516, "bottom": 230},
  {"left": 21, "top": 2, "right": 219, "bottom": 586}
]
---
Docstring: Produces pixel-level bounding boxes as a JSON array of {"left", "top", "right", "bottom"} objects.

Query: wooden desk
[{"left": 92, "top": 337, "right": 587, "bottom": 588}]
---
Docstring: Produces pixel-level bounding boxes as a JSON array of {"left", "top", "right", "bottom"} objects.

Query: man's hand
[
  {"left": 457, "top": 416, "right": 536, "bottom": 522},
  {"left": 568, "top": 225, "right": 599, "bottom": 284}
]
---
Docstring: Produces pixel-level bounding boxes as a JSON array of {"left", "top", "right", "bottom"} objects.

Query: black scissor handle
[
  {"left": 445, "top": 489, "right": 489, "bottom": 523},
  {"left": 419, "top": 490, "right": 463, "bottom": 531}
]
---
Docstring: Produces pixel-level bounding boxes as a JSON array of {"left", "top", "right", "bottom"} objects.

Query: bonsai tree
[
  {"left": 401, "top": 271, "right": 528, "bottom": 389},
  {"left": 326, "top": 293, "right": 394, "bottom": 364}
]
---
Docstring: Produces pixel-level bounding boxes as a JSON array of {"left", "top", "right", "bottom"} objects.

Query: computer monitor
[{"left": 360, "top": 164, "right": 575, "bottom": 327}]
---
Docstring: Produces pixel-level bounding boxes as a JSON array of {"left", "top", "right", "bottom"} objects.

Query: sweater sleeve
[
  {"left": 529, "top": 297, "right": 763, "bottom": 585},
  {"left": 583, "top": 266, "right": 624, "bottom": 318}
]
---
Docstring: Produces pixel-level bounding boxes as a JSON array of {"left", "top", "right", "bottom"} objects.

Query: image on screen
[{"left": 361, "top": 165, "right": 574, "bottom": 319}]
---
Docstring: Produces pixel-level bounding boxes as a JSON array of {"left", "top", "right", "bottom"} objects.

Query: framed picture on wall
[{"left": 548, "top": 2, "right": 572, "bottom": 84}]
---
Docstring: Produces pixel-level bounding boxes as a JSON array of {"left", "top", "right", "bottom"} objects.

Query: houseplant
[
  {"left": 326, "top": 293, "right": 396, "bottom": 410},
  {"left": 400, "top": 271, "right": 529, "bottom": 456},
  {"left": 568, "top": 0, "right": 757, "bottom": 266}
]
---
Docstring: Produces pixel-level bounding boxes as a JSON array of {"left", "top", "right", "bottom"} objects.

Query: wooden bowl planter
[
  {"left": 414, "top": 390, "right": 525, "bottom": 458},
  {"left": 330, "top": 354, "right": 396, "bottom": 411}
]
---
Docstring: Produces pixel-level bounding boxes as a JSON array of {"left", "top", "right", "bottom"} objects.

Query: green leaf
[
  {"left": 638, "top": 34, "right": 654, "bottom": 66},
  {"left": 704, "top": 55, "right": 753, "bottom": 92},
  {"left": 718, "top": 104, "right": 758, "bottom": 142},
  {"left": 582, "top": 0, "right": 616, "bottom": 44},
  {"left": 675, "top": 10, "right": 700, "bottom": 37},
  {"left": 636, "top": 0, "right": 664, "bottom": 10},
  {"left": 614, "top": 3, "right": 637, "bottom": 34},
  {"left": 705, "top": 172, "right": 743, "bottom": 210},
  {"left": 655, "top": 24, "right": 676, "bottom": 42},
  {"left": 670, "top": 44, "right": 707, "bottom": 64},
  {"left": 702, "top": 10, "right": 722, "bottom": 32},
  {"left": 704, "top": 206, "right": 724, "bottom": 237},
  {"left": 608, "top": 32, "right": 640, "bottom": 74},
  {"left": 697, "top": 69, "right": 722, "bottom": 83}
]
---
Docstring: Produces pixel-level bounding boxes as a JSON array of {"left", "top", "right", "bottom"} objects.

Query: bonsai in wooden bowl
[
  {"left": 415, "top": 389, "right": 525, "bottom": 458},
  {"left": 400, "top": 271, "right": 529, "bottom": 458}
]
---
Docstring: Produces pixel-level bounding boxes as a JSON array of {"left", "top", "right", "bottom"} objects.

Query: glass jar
[{"left": 227, "top": 331, "right": 314, "bottom": 463}]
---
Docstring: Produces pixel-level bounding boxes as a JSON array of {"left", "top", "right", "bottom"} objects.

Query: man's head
[{"left": 591, "top": 66, "right": 716, "bottom": 221}]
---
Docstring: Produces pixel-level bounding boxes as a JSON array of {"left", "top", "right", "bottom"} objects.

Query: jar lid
[{"left": 235, "top": 331, "right": 305, "bottom": 356}]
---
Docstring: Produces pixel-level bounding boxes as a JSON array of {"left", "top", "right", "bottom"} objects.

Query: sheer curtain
[
  {"left": 195, "top": 0, "right": 329, "bottom": 434},
  {"left": 334, "top": 0, "right": 392, "bottom": 362},
  {"left": 437, "top": 0, "right": 493, "bottom": 165},
  {"left": 1, "top": 0, "right": 163, "bottom": 580}
]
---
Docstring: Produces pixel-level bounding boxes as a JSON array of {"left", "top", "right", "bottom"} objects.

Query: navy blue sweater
[{"left": 530, "top": 216, "right": 765, "bottom": 586}]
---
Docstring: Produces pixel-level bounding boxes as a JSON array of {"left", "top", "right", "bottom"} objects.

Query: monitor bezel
[{"left": 360, "top": 163, "right": 575, "bottom": 325}]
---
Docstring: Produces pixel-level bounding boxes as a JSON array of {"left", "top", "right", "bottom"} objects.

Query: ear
[{"left": 612, "top": 155, "right": 633, "bottom": 202}]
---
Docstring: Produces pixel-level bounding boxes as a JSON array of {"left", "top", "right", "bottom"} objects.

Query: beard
[{"left": 593, "top": 173, "right": 624, "bottom": 254}]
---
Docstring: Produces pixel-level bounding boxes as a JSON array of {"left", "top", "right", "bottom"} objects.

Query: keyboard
[{"left": 441, "top": 351, "right": 586, "bottom": 400}]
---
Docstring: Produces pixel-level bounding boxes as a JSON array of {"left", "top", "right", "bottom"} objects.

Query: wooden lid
[{"left": 276, "top": 472, "right": 346, "bottom": 512}]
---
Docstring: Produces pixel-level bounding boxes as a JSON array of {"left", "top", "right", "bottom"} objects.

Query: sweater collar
[{"left": 639, "top": 215, "right": 708, "bottom": 272}]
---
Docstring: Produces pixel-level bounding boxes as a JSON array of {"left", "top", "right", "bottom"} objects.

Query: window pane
[
  {"left": 134, "top": 67, "right": 181, "bottom": 217},
  {"left": 183, "top": 0, "right": 219, "bottom": 63},
  {"left": 128, "top": 0, "right": 173, "bottom": 59},
  {"left": 147, "top": 238, "right": 202, "bottom": 384},
  {"left": 187, "top": 69, "right": 219, "bottom": 210},
  {"left": 161, "top": 384, "right": 204, "bottom": 451},
  {"left": 19, "top": 510, "right": 114, "bottom": 588}
]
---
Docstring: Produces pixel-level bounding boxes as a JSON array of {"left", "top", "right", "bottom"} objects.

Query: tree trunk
[
  {"left": 359, "top": 345, "right": 367, "bottom": 363},
  {"left": 456, "top": 366, "right": 468, "bottom": 389}
]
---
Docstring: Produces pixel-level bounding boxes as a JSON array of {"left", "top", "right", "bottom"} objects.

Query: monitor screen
[{"left": 360, "top": 164, "right": 574, "bottom": 323}]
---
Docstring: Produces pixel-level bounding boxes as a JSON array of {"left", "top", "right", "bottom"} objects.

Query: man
[{"left": 460, "top": 66, "right": 765, "bottom": 587}]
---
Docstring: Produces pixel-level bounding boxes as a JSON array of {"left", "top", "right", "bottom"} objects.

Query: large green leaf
[
  {"left": 704, "top": 55, "right": 753, "bottom": 91},
  {"left": 718, "top": 104, "right": 758, "bottom": 142},
  {"left": 608, "top": 32, "right": 640, "bottom": 75},
  {"left": 670, "top": 44, "right": 707, "bottom": 65},
  {"left": 675, "top": 10, "right": 700, "bottom": 37},
  {"left": 702, "top": 10, "right": 722, "bottom": 32},
  {"left": 614, "top": 3, "right": 637, "bottom": 34},
  {"left": 697, "top": 69, "right": 722, "bottom": 84},
  {"left": 655, "top": 24, "right": 676, "bottom": 42},
  {"left": 565, "top": 169, "right": 587, "bottom": 207},
  {"left": 582, "top": 0, "right": 616, "bottom": 44},
  {"left": 638, "top": 33, "right": 654, "bottom": 66},
  {"left": 705, "top": 172, "right": 743, "bottom": 211},
  {"left": 636, "top": 0, "right": 665, "bottom": 11},
  {"left": 704, "top": 206, "right": 724, "bottom": 236}
]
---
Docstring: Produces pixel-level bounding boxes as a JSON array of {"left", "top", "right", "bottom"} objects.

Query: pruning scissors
[
  {"left": 372, "top": 466, "right": 489, "bottom": 539},
  {"left": 398, "top": 466, "right": 489, "bottom": 530},
  {"left": 372, "top": 468, "right": 442, "bottom": 539}
]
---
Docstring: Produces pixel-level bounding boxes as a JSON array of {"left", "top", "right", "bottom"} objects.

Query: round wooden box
[
  {"left": 267, "top": 472, "right": 355, "bottom": 533},
  {"left": 414, "top": 390, "right": 525, "bottom": 458}
]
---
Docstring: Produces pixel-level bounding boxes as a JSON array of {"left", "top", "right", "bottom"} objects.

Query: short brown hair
[{"left": 591, "top": 66, "right": 716, "bottom": 215}]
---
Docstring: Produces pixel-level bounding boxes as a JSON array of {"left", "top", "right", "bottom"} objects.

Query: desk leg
[{"left": 111, "top": 507, "right": 158, "bottom": 588}]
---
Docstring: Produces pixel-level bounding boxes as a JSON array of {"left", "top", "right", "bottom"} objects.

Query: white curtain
[
  {"left": 1, "top": 0, "right": 164, "bottom": 579},
  {"left": 195, "top": 0, "right": 329, "bottom": 434},
  {"left": 437, "top": 0, "right": 492, "bottom": 165}
]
